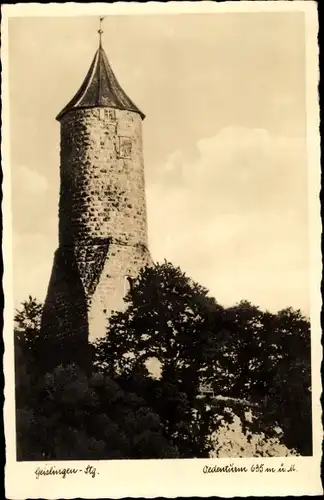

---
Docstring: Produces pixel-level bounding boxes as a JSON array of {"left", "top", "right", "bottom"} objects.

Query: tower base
[{"left": 41, "top": 239, "right": 152, "bottom": 358}]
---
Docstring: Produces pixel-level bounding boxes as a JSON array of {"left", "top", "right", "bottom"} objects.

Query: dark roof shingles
[{"left": 56, "top": 46, "right": 145, "bottom": 121}]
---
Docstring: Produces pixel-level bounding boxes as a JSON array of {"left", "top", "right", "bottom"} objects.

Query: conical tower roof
[{"left": 56, "top": 45, "right": 145, "bottom": 121}]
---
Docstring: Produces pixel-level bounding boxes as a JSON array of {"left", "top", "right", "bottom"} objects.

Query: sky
[{"left": 8, "top": 12, "right": 310, "bottom": 314}]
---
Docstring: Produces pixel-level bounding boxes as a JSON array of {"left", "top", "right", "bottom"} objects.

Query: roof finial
[{"left": 98, "top": 16, "right": 104, "bottom": 47}]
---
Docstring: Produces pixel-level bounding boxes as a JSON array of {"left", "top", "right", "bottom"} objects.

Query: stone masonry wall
[
  {"left": 42, "top": 240, "right": 151, "bottom": 344},
  {"left": 41, "top": 106, "right": 152, "bottom": 346},
  {"left": 40, "top": 246, "right": 90, "bottom": 371},
  {"left": 59, "top": 108, "right": 148, "bottom": 248},
  {"left": 88, "top": 242, "right": 151, "bottom": 341}
]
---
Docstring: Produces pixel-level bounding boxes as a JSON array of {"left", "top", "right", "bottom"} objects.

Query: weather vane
[{"left": 98, "top": 16, "right": 105, "bottom": 46}]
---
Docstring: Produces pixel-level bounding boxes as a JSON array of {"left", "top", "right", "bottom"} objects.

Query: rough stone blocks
[{"left": 41, "top": 107, "right": 151, "bottom": 347}]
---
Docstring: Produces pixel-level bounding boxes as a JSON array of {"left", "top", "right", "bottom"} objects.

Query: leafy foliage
[
  {"left": 204, "top": 302, "right": 312, "bottom": 455},
  {"left": 16, "top": 363, "right": 178, "bottom": 460},
  {"left": 94, "top": 262, "right": 312, "bottom": 456},
  {"left": 14, "top": 297, "right": 43, "bottom": 410},
  {"left": 14, "top": 262, "right": 312, "bottom": 459},
  {"left": 14, "top": 298, "right": 178, "bottom": 460}
]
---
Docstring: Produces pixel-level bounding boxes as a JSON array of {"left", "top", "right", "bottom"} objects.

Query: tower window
[
  {"left": 99, "top": 108, "right": 105, "bottom": 120},
  {"left": 104, "top": 109, "right": 116, "bottom": 121},
  {"left": 124, "top": 275, "right": 134, "bottom": 295},
  {"left": 118, "top": 136, "right": 132, "bottom": 159}
]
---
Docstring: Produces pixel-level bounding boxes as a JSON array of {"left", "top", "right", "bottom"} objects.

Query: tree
[
  {"left": 252, "top": 307, "right": 312, "bottom": 455},
  {"left": 14, "top": 298, "right": 179, "bottom": 460},
  {"left": 204, "top": 301, "right": 312, "bottom": 455},
  {"left": 15, "top": 264, "right": 312, "bottom": 459},
  {"left": 94, "top": 262, "right": 235, "bottom": 457},
  {"left": 16, "top": 362, "right": 179, "bottom": 460},
  {"left": 94, "top": 263, "right": 312, "bottom": 457},
  {"left": 14, "top": 295, "right": 43, "bottom": 332},
  {"left": 14, "top": 297, "right": 44, "bottom": 410},
  {"left": 14, "top": 295, "right": 43, "bottom": 361}
]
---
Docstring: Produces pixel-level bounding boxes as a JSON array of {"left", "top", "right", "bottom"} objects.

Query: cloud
[
  {"left": 15, "top": 165, "right": 49, "bottom": 195},
  {"left": 146, "top": 127, "right": 309, "bottom": 313},
  {"left": 150, "top": 126, "right": 307, "bottom": 213},
  {"left": 10, "top": 128, "right": 309, "bottom": 314}
]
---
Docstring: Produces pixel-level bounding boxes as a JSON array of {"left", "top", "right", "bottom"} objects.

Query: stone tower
[{"left": 41, "top": 37, "right": 151, "bottom": 346}]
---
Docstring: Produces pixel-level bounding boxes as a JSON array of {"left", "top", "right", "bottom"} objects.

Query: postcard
[{"left": 2, "top": 1, "right": 322, "bottom": 498}]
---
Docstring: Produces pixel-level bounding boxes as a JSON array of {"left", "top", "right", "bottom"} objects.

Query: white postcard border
[{"left": 2, "top": 2, "right": 322, "bottom": 498}]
